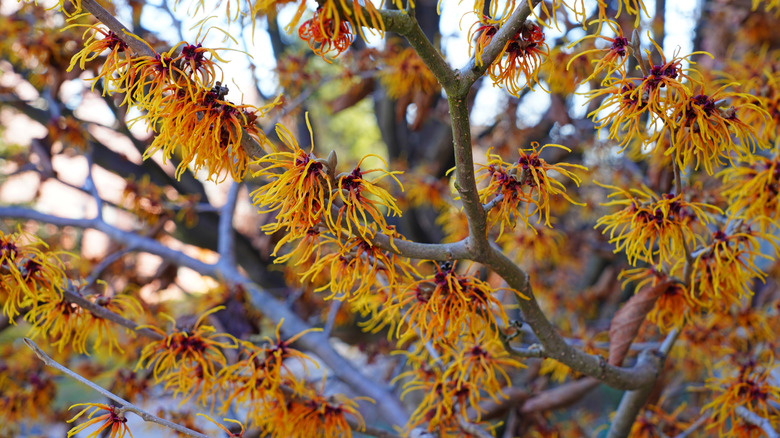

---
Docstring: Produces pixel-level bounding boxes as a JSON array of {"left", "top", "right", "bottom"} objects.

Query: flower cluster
[
  {"left": 66, "top": 23, "right": 278, "bottom": 182},
  {"left": 0, "top": 228, "right": 66, "bottom": 322},
  {"left": 585, "top": 42, "right": 766, "bottom": 174},
  {"left": 704, "top": 361, "right": 780, "bottom": 436},
  {"left": 595, "top": 183, "right": 720, "bottom": 266},
  {"left": 399, "top": 334, "right": 524, "bottom": 434},
  {"left": 683, "top": 225, "right": 775, "bottom": 310},
  {"left": 252, "top": 120, "right": 402, "bottom": 254},
  {"left": 477, "top": 143, "right": 586, "bottom": 236},
  {"left": 372, "top": 261, "right": 525, "bottom": 348},
  {"left": 136, "top": 307, "right": 237, "bottom": 403}
]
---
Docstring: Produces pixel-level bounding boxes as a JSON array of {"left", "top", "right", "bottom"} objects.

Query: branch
[
  {"left": 450, "top": 96, "right": 491, "bottom": 258},
  {"left": 457, "top": 0, "right": 542, "bottom": 93},
  {"left": 217, "top": 181, "right": 241, "bottom": 267},
  {"left": 371, "top": 233, "right": 471, "bottom": 261},
  {"left": 485, "top": 247, "right": 662, "bottom": 390},
  {"left": 673, "top": 415, "right": 708, "bottom": 438},
  {"left": 63, "top": 287, "right": 164, "bottom": 340},
  {"left": 521, "top": 377, "right": 600, "bottom": 413},
  {"left": 735, "top": 406, "right": 780, "bottom": 438},
  {"left": 606, "top": 329, "right": 680, "bottom": 438},
  {"left": 24, "top": 338, "right": 210, "bottom": 438},
  {"left": 400, "top": 14, "right": 458, "bottom": 92}
]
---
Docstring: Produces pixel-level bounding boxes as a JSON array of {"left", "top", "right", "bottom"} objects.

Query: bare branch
[
  {"left": 735, "top": 406, "right": 780, "bottom": 438},
  {"left": 673, "top": 415, "right": 709, "bottom": 438},
  {"left": 606, "top": 329, "right": 680, "bottom": 438},
  {"left": 24, "top": 338, "right": 210, "bottom": 438},
  {"left": 218, "top": 181, "right": 241, "bottom": 267}
]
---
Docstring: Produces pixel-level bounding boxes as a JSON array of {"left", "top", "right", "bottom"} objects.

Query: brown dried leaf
[
  {"left": 328, "top": 78, "right": 375, "bottom": 114},
  {"left": 608, "top": 281, "right": 671, "bottom": 366}
]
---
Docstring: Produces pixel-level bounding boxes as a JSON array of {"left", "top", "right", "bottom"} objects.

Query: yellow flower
[
  {"left": 683, "top": 224, "right": 775, "bottom": 309},
  {"left": 252, "top": 122, "right": 332, "bottom": 238},
  {"left": 198, "top": 414, "right": 244, "bottom": 437},
  {"left": 668, "top": 84, "right": 766, "bottom": 175},
  {"left": 719, "top": 149, "right": 780, "bottom": 227},
  {"left": 219, "top": 319, "right": 318, "bottom": 423},
  {"left": 595, "top": 183, "right": 720, "bottom": 266},
  {"left": 136, "top": 307, "right": 236, "bottom": 401},
  {"left": 67, "top": 403, "right": 133, "bottom": 438},
  {"left": 444, "top": 335, "right": 525, "bottom": 407},
  {"left": 566, "top": 20, "right": 629, "bottom": 84},
  {"left": 0, "top": 228, "right": 67, "bottom": 322},
  {"left": 328, "top": 154, "right": 403, "bottom": 241}
]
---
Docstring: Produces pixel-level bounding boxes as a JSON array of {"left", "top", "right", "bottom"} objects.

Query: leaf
[
  {"left": 328, "top": 78, "right": 375, "bottom": 114},
  {"left": 608, "top": 280, "right": 672, "bottom": 366}
]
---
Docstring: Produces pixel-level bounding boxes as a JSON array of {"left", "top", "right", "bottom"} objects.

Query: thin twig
[
  {"left": 673, "top": 415, "right": 708, "bottom": 438},
  {"left": 735, "top": 406, "right": 780, "bottom": 438},
  {"left": 24, "top": 338, "right": 210, "bottom": 438},
  {"left": 84, "top": 148, "right": 104, "bottom": 221},
  {"left": 322, "top": 299, "right": 343, "bottom": 338},
  {"left": 83, "top": 247, "right": 134, "bottom": 288}
]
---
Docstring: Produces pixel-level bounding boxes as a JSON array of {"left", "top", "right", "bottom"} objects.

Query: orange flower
[
  {"left": 375, "top": 261, "right": 523, "bottom": 347},
  {"left": 219, "top": 319, "right": 318, "bottom": 423},
  {"left": 284, "top": 385, "right": 368, "bottom": 438},
  {"left": 251, "top": 121, "right": 332, "bottom": 239},
  {"left": 65, "top": 22, "right": 131, "bottom": 95},
  {"left": 704, "top": 362, "right": 780, "bottom": 437},
  {"left": 467, "top": 15, "right": 499, "bottom": 67},
  {"left": 379, "top": 46, "right": 440, "bottom": 101},
  {"left": 144, "top": 84, "right": 276, "bottom": 182},
  {"left": 487, "top": 21, "right": 549, "bottom": 96},
  {"left": 298, "top": 7, "right": 354, "bottom": 61},
  {"left": 136, "top": 307, "right": 236, "bottom": 401},
  {"left": 67, "top": 403, "right": 133, "bottom": 438}
]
